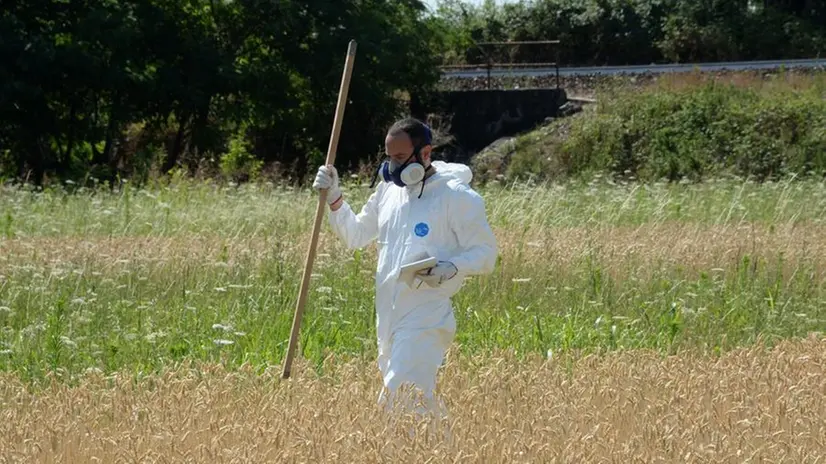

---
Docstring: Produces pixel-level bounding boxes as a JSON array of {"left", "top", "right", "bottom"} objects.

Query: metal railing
[{"left": 439, "top": 40, "right": 562, "bottom": 89}]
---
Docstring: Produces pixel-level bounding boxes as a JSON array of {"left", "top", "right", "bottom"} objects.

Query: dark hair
[{"left": 387, "top": 117, "right": 432, "bottom": 149}]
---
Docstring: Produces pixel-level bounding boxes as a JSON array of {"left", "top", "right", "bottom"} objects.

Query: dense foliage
[
  {"left": 1, "top": 0, "right": 441, "bottom": 185},
  {"left": 492, "top": 74, "right": 826, "bottom": 183},
  {"left": 1, "top": 0, "right": 825, "bottom": 185},
  {"left": 434, "top": 0, "right": 826, "bottom": 66}
]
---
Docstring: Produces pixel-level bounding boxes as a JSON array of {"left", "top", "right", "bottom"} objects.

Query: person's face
[{"left": 385, "top": 132, "right": 431, "bottom": 166}]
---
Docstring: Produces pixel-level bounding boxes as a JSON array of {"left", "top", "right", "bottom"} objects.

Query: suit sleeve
[
  {"left": 328, "top": 189, "right": 380, "bottom": 250},
  {"left": 446, "top": 186, "right": 498, "bottom": 276}
]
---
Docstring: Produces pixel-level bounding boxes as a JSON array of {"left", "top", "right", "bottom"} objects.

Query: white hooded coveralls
[{"left": 328, "top": 161, "right": 498, "bottom": 409}]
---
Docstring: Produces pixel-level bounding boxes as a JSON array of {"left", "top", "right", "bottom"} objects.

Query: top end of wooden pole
[{"left": 347, "top": 40, "right": 358, "bottom": 56}]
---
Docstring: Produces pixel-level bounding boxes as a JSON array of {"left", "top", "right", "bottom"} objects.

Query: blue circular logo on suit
[{"left": 414, "top": 222, "right": 430, "bottom": 237}]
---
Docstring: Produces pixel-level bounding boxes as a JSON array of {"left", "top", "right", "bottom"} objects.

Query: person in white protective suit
[{"left": 313, "top": 117, "right": 498, "bottom": 416}]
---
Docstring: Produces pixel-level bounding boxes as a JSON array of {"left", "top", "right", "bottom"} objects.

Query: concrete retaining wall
[{"left": 410, "top": 88, "right": 568, "bottom": 156}]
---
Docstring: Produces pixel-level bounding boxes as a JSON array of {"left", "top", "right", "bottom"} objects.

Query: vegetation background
[
  {"left": 2, "top": 3, "right": 825, "bottom": 460},
  {"left": 2, "top": 0, "right": 825, "bottom": 186}
]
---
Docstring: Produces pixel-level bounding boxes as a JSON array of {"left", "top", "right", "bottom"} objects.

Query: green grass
[{"left": 1, "top": 176, "right": 825, "bottom": 383}]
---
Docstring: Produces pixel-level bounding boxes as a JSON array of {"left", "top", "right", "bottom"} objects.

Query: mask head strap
[{"left": 416, "top": 124, "right": 433, "bottom": 198}]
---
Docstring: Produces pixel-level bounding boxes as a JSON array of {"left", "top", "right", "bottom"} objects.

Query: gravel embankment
[{"left": 437, "top": 66, "right": 826, "bottom": 98}]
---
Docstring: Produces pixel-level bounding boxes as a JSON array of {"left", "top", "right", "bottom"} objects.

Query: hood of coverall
[
  {"left": 430, "top": 160, "right": 473, "bottom": 184},
  {"left": 403, "top": 160, "right": 473, "bottom": 197}
]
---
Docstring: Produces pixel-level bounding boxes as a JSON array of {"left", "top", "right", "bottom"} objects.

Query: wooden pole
[{"left": 281, "top": 40, "right": 358, "bottom": 379}]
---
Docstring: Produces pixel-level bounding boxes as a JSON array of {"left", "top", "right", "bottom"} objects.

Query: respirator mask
[
  {"left": 380, "top": 150, "right": 430, "bottom": 187},
  {"left": 370, "top": 124, "right": 434, "bottom": 198}
]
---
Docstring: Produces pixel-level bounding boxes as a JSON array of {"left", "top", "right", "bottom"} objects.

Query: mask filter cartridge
[{"left": 380, "top": 158, "right": 426, "bottom": 187}]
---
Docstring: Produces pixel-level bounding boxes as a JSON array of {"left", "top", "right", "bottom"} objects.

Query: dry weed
[
  {"left": 1, "top": 335, "right": 823, "bottom": 463},
  {"left": 474, "top": 221, "right": 826, "bottom": 281},
  {"left": 2, "top": 222, "right": 824, "bottom": 277}
]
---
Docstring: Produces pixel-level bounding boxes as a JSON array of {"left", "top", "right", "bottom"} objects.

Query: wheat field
[
  {"left": 1, "top": 337, "right": 824, "bottom": 462},
  {"left": 1, "top": 176, "right": 825, "bottom": 462}
]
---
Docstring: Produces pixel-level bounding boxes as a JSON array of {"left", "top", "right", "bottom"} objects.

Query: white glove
[
  {"left": 313, "top": 164, "right": 342, "bottom": 205},
  {"left": 415, "top": 261, "right": 458, "bottom": 288}
]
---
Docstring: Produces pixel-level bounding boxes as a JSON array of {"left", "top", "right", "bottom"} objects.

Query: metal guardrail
[
  {"left": 439, "top": 40, "right": 562, "bottom": 89},
  {"left": 476, "top": 40, "right": 561, "bottom": 45},
  {"left": 440, "top": 62, "right": 560, "bottom": 69},
  {"left": 442, "top": 57, "right": 826, "bottom": 79}
]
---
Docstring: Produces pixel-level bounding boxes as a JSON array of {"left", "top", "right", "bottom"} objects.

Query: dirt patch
[{"left": 1, "top": 335, "right": 823, "bottom": 462}]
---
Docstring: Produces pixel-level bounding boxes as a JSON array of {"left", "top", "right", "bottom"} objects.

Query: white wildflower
[{"left": 145, "top": 331, "right": 166, "bottom": 343}]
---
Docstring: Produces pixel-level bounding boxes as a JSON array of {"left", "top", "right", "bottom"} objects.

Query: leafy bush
[
  {"left": 506, "top": 73, "right": 826, "bottom": 183},
  {"left": 220, "top": 127, "right": 263, "bottom": 183}
]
